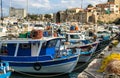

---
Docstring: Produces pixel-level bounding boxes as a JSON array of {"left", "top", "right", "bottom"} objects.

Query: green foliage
[
  {"left": 44, "top": 14, "right": 51, "bottom": 19},
  {"left": 108, "top": 21, "right": 112, "bottom": 24},
  {"left": 97, "top": 20, "right": 104, "bottom": 25},
  {"left": 87, "top": 4, "right": 94, "bottom": 8},
  {"left": 28, "top": 14, "right": 38, "bottom": 20},
  {"left": 113, "top": 18, "right": 120, "bottom": 25},
  {"left": 24, "top": 14, "right": 38, "bottom": 20}
]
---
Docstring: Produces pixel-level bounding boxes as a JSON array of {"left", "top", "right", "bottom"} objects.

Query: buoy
[{"left": 75, "top": 25, "right": 79, "bottom": 30}]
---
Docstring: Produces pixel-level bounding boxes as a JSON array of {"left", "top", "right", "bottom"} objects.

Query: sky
[{"left": 0, "top": 0, "right": 108, "bottom": 16}]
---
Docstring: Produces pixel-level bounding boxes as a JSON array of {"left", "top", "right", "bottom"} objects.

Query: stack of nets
[
  {"left": 106, "top": 60, "right": 120, "bottom": 75},
  {"left": 98, "top": 52, "right": 120, "bottom": 73}
]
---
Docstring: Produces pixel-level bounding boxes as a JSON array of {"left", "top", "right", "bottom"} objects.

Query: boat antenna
[
  {"left": 26, "top": 0, "right": 28, "bottom": 22},
  {"left": 80, "top": 0, "right": 83, "bottom": 30},
  {"left": 1, "top": 0, "right": 3, "bottom": 26},
  {"left": 9, "top": 0, "right": 11, "bottom": 18}
]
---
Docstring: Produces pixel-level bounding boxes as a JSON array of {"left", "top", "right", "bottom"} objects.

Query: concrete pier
[{"left": 78, "top": 46, "right": 120, "bottom": 78}]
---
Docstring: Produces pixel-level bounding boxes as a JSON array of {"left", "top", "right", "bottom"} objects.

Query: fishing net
[{"left": 98, "top": 53, "right": 120, "bottom": 74}]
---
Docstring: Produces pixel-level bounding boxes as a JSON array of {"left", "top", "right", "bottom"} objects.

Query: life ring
[{"left": 33, "top": 62, "right": 41, "bottom": 71}]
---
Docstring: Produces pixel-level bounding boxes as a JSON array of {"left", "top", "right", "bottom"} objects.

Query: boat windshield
[
  {"left": 47, "top": 39, "right": 57, "bottom": 48},
  {"left": 70, "top": 35, "right": 80, "bottom": 39}
]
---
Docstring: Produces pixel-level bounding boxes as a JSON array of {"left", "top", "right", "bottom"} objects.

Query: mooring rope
[{"left": 84, "top": 70, "right": 97, "bottom": 78}]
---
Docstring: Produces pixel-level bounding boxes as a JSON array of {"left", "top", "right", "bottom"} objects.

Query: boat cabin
[
  {"left": 65, "top": 32, "right": 93, "bottom": 44},
  {"left": 0, "top": 38, "right": 66, "bottom": 59},
  {"left": 66, "top": 33, "right": 85, "bottom": 42}
]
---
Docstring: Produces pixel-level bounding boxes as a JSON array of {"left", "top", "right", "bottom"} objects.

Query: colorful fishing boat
[
  {"left": 65, "top": 32, "right": 98, "bottom": 62},
  {"left": 0, "top": 30, "right": 79, "bottom": 74}
]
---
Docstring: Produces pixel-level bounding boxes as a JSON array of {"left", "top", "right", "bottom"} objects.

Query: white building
[
  {"left": 9, "top": 7, "right": 27, "bottom": 18},
  {"left": 109, "top": 3, "right": 119, "bottom": 14}
]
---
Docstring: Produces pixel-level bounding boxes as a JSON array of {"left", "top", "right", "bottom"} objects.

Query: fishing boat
[
  {"left": 0, "top": 61, "right": 11, "bottom": 78},
  {"left": 0, "top": 30, "right": 79, "bottom": 74},
  {"left": 90, "top": 32, "right": 120, "bottom": 62},
  {"left": 76, "top": 42, "right": 98, "bottom": 62},
  {"left": 65, "top": 32, "right": 98, "bottom": 62}
]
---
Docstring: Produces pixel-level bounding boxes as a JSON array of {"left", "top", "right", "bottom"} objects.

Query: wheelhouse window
[
  {"left": 47, "top": 39, "right": 57, "bottom": 48},
  {"left": 41, "top": 42, "right": 47, "bottom": 48},
  {"left": 70, "top": 35, "right": 80, "bottom": 39},
  {"left": 20, "top": 43, "right": 31, "bottom": 49}
]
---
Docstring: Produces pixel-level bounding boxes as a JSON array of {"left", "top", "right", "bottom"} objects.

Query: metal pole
[
  {"left": 26, "top": 0, "right": 28, "bottom": 22},
  {"left": 81, "top": 0, "right": 83, "bottom": 9},
  {"left": 1, "top": 0, "right": 3, "bottom": 26},
  {"left": 80, "top": 0, "right": 83, "bottom": 30},
  {"left": 9, "top": 0, "right": 11, "bottom": 17}
]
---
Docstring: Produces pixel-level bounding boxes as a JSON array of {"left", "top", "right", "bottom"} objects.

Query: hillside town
[
  {"left": 1, "top": 0, "right": 120, "bottom": 25},
  {"left": 0, "top": 0, "right": 120, "bottom": 78}
]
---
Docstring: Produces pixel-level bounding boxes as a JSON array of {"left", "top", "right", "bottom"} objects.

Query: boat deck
[{"left": 78, "top": 46, "right": 120, "bottom": 78}]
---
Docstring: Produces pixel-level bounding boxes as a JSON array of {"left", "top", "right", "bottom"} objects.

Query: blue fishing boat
[
  {"left": 0, "top": 30, "right": 79, "bottom": 74},
  {"left": 66, "top": 41, "right": 98, "bottom": 62},
  {"left": 0, "top": 61, "right": 11, "bottom": 78},
  {"left": 65, "top": 32, "right": 98, "bottom": 62},
  {"left": 76, "top": 42, "right": 98, "bottom": 62}
]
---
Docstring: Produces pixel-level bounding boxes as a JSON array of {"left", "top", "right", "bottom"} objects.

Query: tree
[
  {"left": 26, "top": 14, "right": 38, "bottom": 20},
  {"left": 87, "top": 4, "right": 94, "bottom": 8},
  {"left": 44, "top": 14, "right": 51, "bottom": 19},
  {"left": 97, "top": 20, "right": 104, "bottom": 25},
  {"left": 113, "top": 18, "right": 120, "bottom": 25}
]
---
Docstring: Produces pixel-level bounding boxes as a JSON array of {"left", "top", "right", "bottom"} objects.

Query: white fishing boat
[{"left": 0, "top": 29, "right": 79, "bottom": 74}]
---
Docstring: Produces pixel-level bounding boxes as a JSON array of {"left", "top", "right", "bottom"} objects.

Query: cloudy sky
[{"left": 1, "top": 0, "right": 107, "bottom": 16}]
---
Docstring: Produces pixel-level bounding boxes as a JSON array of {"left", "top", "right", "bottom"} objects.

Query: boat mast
[
  {"left": 80, "top": 0, "right": 83, "bottom": 30},
  {"left": 9, "top": 0, "right": 11, "bottom": 18},
  {"left": 81, "top": 0, "right": 83, "bottom": 24},
  {"left": 1, "top": 0, "right": 3, "bottom": 26},
  {"left": 26, "top": 0, "right": 28, "bottom": 22}
]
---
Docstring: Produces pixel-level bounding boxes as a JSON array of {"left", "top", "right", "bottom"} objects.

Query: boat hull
[
  {"left": 0, "top": 56, "right": 79, "bottom": 74},
  {"left": 12, "top": 61, "right": 77, "bottom": 73},
  {"left": 78, "top": 42, "right": 98, "bottom": 62},
  {"left": 78, "top": 55, "right": 91, "bottom": 62}
]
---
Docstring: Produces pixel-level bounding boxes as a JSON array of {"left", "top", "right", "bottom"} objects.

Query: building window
[
  {"left": 116, "top": 5, "right": 118, "bottom": 7},
  {"left": 116, "top": 11, "right": 118, "bottom": 12}
]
